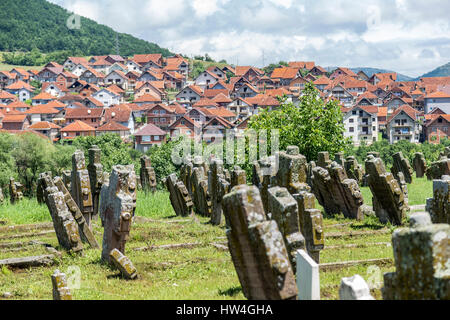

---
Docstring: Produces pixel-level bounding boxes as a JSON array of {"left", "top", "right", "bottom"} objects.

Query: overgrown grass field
[{"left": 0, "top": 179, "right": 432, "bottom": 300}]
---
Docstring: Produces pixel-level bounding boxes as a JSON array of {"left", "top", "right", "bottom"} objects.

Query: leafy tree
[{"left": 248, "top": 83, "right": 351, "bottom": 161}]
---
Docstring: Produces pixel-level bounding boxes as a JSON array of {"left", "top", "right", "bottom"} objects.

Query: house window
[
  {"left": 349, "top": 127, "right": 354, "bottom": 132},
  {"left": 142, "top": 136, "right": 151, "bottom": 142},
  {"left": 154, "top": 135, "right": 160, "bottom": 141},
  {"left": 349, "top": 119, "right": 354, "bottom": 123}
]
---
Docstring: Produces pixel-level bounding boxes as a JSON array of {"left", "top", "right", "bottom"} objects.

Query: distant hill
[
  {"left": 325, "top": 66, "right": 414, "bottom": 82},
  {"left": 420, "top": 62, "right": 450, "bottom": 79},
  {"left": 0, "top": 0, "right": 172, "bottom": 58}
]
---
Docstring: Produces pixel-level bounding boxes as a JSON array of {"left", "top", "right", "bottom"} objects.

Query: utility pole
[{"left": 115, "top": 34, "right": 120, "bottom": 56}]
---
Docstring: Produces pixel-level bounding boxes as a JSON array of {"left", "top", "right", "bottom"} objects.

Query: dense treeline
[
  {"left": 0, "top": 0, "right": 172, "bottom": 58},
  {"left": 2, "top": 49, "right": 71, "bottom": 66}
]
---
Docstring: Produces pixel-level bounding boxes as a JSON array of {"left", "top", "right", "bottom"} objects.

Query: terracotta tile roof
[
  {"left": 25, "top": 104, "right": 59, "bottom": 114},
  {"left": 211, "top": 93, "right": 233, "bottom": 104},
  {"left": 168, "top": 103, "right": 186, "bottom": 115},
  {"left": 0, "top": 90, "right": 18, "bottom": 100},
  {"left": 32, "top": 92, "right": 55, "bottom": 101},
  {"left": 132, "top": 54, "right": 163, "bottom": 65},
  {"left": 134, "top": 94, "right": 162, "bottom": 103},
  {"left": 387, "top": 105, "right": 420, "bottom": 123},
  {"left": 106, "top": 84, "right": 125, "bottom": 95},
  {"left": 134, "top": 123, "right": 167, "bottom": 136},
  {"left": 67, "top": 57, "right": 89, "bottom": 65},
  {"left": 313, "top": 76, "right": 331, "bottom": 85},
  {"left": 424, "top": 114, "right": 450, "bottom": 127},
  {"left": 425, "top": 91, "right": 450, "bottom": 99},
  {"left": 104, "top": 104, "right": 132, "bottom": 123},
  {"left": 271, "top": 67, "right": 299, "bottom": 79},
  {"left": 29, "top": 121, "right": 61, "bottom": 130},
  {"left": 83, "top": 96, "right": 103, "bottom": 107},
  {"left": 265, "top": 88, "right": 291, "bottom": 97},
  {"left": 61, "top": 120, "right": 95, "bottom": 132},
  {"left": 5, "top": 80, "right": 34, "bottom": 91},
  {"left": 288, "top": 61, "right": 316, "bottom": 70},
  {"left": 246, "top": 94, "right": 280, "bottom": 106},
  {"left": 207, "top": 107, "right": 236, "bottom": 118},
  {"left": 203, "top": 89, "right": 229, "bottom": 99},
  {"left": 2, "top": 114, "right": 27, "bottom": 122},
  {"left": 96, "top": 121, "right": 130, "bottom": 132},
  {"left": 193, "top": 98, "right": 218, "bottom": 108},
  {"left": 204, "top": 116, "right": 233, "bottom": 129},
  {"left": 41, "top": 82, "right": 68, "bottom": 93},
  {"left": 58, "top": 94, "right": 84, "bottom": 102},
  {"left": 65, "top": 107, "right": 103, "bottom": 119}
]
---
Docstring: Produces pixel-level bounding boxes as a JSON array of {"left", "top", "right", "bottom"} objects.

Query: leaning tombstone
[
  {"left": 62, "top": 170, "right": 72, "bottom": 193},
  {"left": 71, "top": 150, "right": 94, "bottom": 226},
  {"left": 317, "top": 152, "right": 332, "bottom": 169},
  {"left": 166, "top": 174, "right": 193, "bottom": 217},
  {"left": 209, "top": 159, "right": 230, "bottom": 226},
  {"left": 412, "top": 152, "right": 427, "bottom": 178},
  {"left": 296, "top": 249, "right": 320, "bottom": 300},
  {"left": 267, "top": 187, "right": 306, "bottom": 268},
  {"left": 339, "top": 275, "right": 375, "bottom": 300},
  {"left": 222, "top": 185, "right": 298, "bottom": 300},
  {"left": 190, "top": 158, "right": 211, "bottom": 217},
  {"left": 426, "top": 176, "right": 450, "bottom": 224},
  {"left": 51, "top": 270, "right": 73, "bottom": 300},
  {"left": 252, "top": 156, "right": 277, "bottom": 214},
  {"left": 9, "top": 177, "right": 23, "bottom": 204},
  {"left": 87, "top": 145, "right": 103, "bottom": 221},
  {"left": 391, "top": 152, "right": 413, "bottom": 184},
  {"left": 382, "top": 212, "right": 450, "bottom": 300},
  {"left": 100, "top": 165, "right": 137, "bottom": 263},
  {"left": 365, "top": 157, "right": 409, "bottom": 225},
  {"left": 140, "top": 155, "right": 157, "bottom": 194},
  {"left": 109, "top": 249, "right": 138, "bottom": 280},
  {"left": 344, "top": 156, "right": 364, "bottom": 185},
  {"left": 334, "top": 152, "right": 345, "bottom": 166},
  {"left": 276, "top": 146, "right": 311, "bottom": 195}
]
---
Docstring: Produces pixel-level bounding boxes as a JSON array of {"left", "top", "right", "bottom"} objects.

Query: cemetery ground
[{"left": 0, "top": 178, "right": 433, "bottom": 300}]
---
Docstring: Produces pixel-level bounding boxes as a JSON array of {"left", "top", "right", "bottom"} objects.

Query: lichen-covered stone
[
  {"left": 426, "top": 158, "right": 450, "bottom": 180},
  {"left": 317, "top": 152, "right": 332, "bottom": 169},
  {"left": 344, "top": 156, "right": 364, "bottom": 185},
  {"left": 51, "top": 270, "right": 72, "bottom": 300},
  {"left": 62, "top": 170, "right": 72, "bottom": 193},
  {"left": 413, "top": 152, "right": 427, "bottom": 178},
  {"left": 365, "top": 157, "right": 409, "bottom": 226},
  {"left": 334, "top": 152, "right": 345, "bottom": 166},
  {"left": 87, "top": 145, "right": 103, "bottom": 221},
  {"left": 222, "top": 185, "right": 298, "bottom": 300},
  {"left": 166, "top": 174, "right": 194, "bottom": 217},
  {"left": 275, "top": 146, "right": 310, "bottom": 195},
  {"left": 426, "top": 176, "right": 450, "bottom": 224},
  {"left": 139, "top": 155, "right": 157, "bottom": 194},
  {"left": 230, "top": 166, "right": 247, "bottom": 189},
  {"left": 100, "top": 165, "right": 137, "bottom": 263},
  {"left": 109, "top": 249, "right": 138, "bottom": 280},
  {"left": 382, "top": 221, "right": 450, "bottom": 300},
  {"left": 71, "top": 150, "right": 94, "bottom": 226},
  {"left": 391, "top": 152, "right": 414, "bottom": 184},
  {"left": 209, "top": 159, "right": 230, "bottom": 225},
  {"left": 9, "top": 177, "right": 23, "bottom": 204}
]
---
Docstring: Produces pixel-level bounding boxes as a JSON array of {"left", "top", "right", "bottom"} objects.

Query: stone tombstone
[
  {"left": 395, "top": 172, "right": 409, "bottom": 203},
  {"left": 110, "top": 249, "right": 138, "bottom": 280},
  {"left": 276, "top": 146, "right": 311, "bottom": 195},
  {"left": 391, "top": 152, "right": 414, "bottom": 184},
  {"left": 190, "top": 157, "right": 211, "bottom": 217},
  {"left": 230, "top": 166, "right": 247, "bottom": 189},
  {"left": 53, "top": 176, "right": 99, "bottom": 248},
  {"left": 367, "top": 152, "right": 380, "bottom": 158},
  {"left": 9, "top": 177, "right": 23, "bottom": 204},
  {"left": 166, "top": 174, "right": 193, "bottom": 217},
  {"left": 344, "top": 156, "right": 364, "bottom": 185},
  {"left": 426, "top": 176, "right": 450, "bottom": 224},
  {"left": 294, "top": 192, "right": 324, "bottom": 263},
  {"left": 62, "top": 170, "right": 72, "bottom": 193},
  {"left": 100, "top": 165, "right": 137, "bottom": 263},
  {"left": 51, "top": 270, "right": 72, "bottom": 300},
  {"left": 267, "top": 187, "right": 306, "bottom": 268},
  {"left": 339, "top": 275, "right": 375, "bottom": 300},
  {"left": 382, "top": 212, "right": 450, "bottom": 300},
  {"left": 222, "top": 185, "right": 298, "bottom": 300},
  {"left": 36, "top": 173, "right": 48, "bottom": 205},
  {"left": 334, "top": 152, "right": 345, "bottom": 166},
  {"left": 252, "top": 156, "right": 277, "bottom": 214},
  {"left": 365, "top": 157, "right": 409, "bottom": 226},
  {"left": 208, "top": 159, "right": 230, "bottom": 226},
  {"left": 180, "top": 158, "right": 194, "bottom": 195},
  {"left": 317, "top": 152, "right": 332, "bottom": 169},
  {"left": 426, "top": 158, "right": 450, "bottom": 180},
  {"left": 312, "top": 162, "right": 364, "bottom": 220},
  {"left": 296, "top": 249, "right": 320, "bottom": 300},
  {"left": 139, "top": 155, "right": 157, "bottom": 193},
  {"left": 41, "top": 172, "right": 83, "bottom": 253},
  {"left": 87, "top": 145, "right": 103, "bottom": 221},
  {"left": 412, "top": 152, "right": 427, "bottom": 178},
  {"left": 306, "top": 161, "right": 316, "bottom": 188},
  {"left": 71, "top": 150, "right": 94, "bottom": 226}
]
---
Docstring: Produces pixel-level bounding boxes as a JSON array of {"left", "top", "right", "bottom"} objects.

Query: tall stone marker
[
  {"left": 209, "top": 159, "right": 230, "bottom": 226},
  {"left": 140, "top": 155, "right": 157, "bottom": 193},
  {"left": 166, "top": 174, "right": 194, "bottom": 217},
  {"left": 391, "top": 152, "right": 413, "bottom": 184},
  {"left": 9, "top": 177, "right": 23, "bottom": 204},
  {"left": 222, "top": 185, "right": 298, "bottom": 300},
  {"left": 426, "top": 158, "right": 450, "bottom": 180},
  {"left": 71, "top": 150, "right": 94, "bottom": 226},
  {"left": 276, "top": 146, "right": 311, "bottom": 195},
  {"left": 382, "top": 212, "right": 449, "bottom": 300},
  {"left": 412, "top": 152, "right": 427, "bottom": 178},
  {"left": 87, "top": 145, "right": 103, "bottom": 221},
  {"left": 426, "top": 176, "right": 450, "bottom": 224},
  {"left": 296, "top": 249, "right": 320, "bottom": 300},
  {"left": 100, "top": 165, "right": 137, "bottom": 263}
]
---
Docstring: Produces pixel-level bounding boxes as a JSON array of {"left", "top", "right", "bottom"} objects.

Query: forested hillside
[{"left": 0, "top": 0, "right": 172, "bottom": 58}]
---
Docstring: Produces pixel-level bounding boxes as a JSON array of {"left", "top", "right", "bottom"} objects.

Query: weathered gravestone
[
  {"left": 190, "top": 157, "right": 211, "bottom": 217},
  {"left": 40, "top": 173, "right": 83, "bottom": 253},
  {"left": 317, "top": 152, "right": 332, "bottom": 169},
  {"left": 296, "top": 249, "right": 320, "bottom": 300},
  {"left": 36, "top": 174, "right": 47, "bottom": 205},
  {"left": 53, "top": 176, "right": 99, "bottom": 248},
  {"left": 312, "top": 162, "right": 364, "bottom": 220},
  {"left": 87, "top": 145, "right": 103, "bottom": 221},
  {"left": 294, "top": 192, "right": 324, "bottom": 263},
  {"left": 334, "top": 152, "right": 345, "bottom": 166},
  {"left": 426, "top": 176, "right": 450, "bottom": 224},
  {"left": 71, "top": 150, "right": 94, "bottom": 226},
  {"left": 110, "top": 249, "right": 138, "bottom": 280},
  {"left": 267, "top": 187, "right": 306, "bottom": 268},
  {"left": 391, "top": 152, "right": 413, "bottom": 184},
  {"left": 339, "top": 275, "right": 375, "bottom": 300},
  {"left": 9, "top": 177, "right": 23, "bottom": 204},
  {"left": 139, "top": 155, "right": 157, "bottom": 193},
  {"left": 344, "top": 156, "right": 364, "bottom": 185},
  {"left": 166, "top": 174, "right": 194, "bottom": 217},
  {"left": 180, "top": 158, "right": 193, "bottom": 195},
  {"left": 100, "top": 165, "right": 137, "bottom": 263},
  {"left": 426, "top": 158, "right": 450, "bottom": 180},
  {"left": 62, "top": 170, "right": 71, "bottom": 193},
  {"left": 252, "top": 156, "right": 277, "bottom": 214},
  {"left": 412, "top": 152, "right": 427, "bottom": 178},
  {"left": 365, "top": 157, "right": 409, "bottom": 225},
  {"left": 275, "top": 146, "right": 310, "bottom": 195},
  {"left": 306, "top": 161, "right": 316, "bottom": 188},
  {"left": 222, "top": 185, "right": 298, "bottom": 300},
  {"left": 51, "top": 270, "right": 73, "bottom": 300},
  {"left": 382, "top": 212, "right": 450, "bottom": 300},
  {"left": 230, "top": 166, "right": 247, "bottom": 189},
  {"left": 209, "top": 159, "right": 230, "bottom": 226}
]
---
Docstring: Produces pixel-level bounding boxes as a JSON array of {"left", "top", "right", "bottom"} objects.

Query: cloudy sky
[{"left": 48, "top": 0, "right": 450, "bottom": 77}]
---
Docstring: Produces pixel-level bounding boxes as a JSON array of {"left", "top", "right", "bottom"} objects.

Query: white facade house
[
  {"left": 104, "top": 70, "right": 128, "bottom": 90},
  {"left": 194, "top": 71, "right": 219, "bottom": 89},
  {"left": 92, "top": 89, "right": 120, "bottom": 108},
  {"left": 343, "top": 106, "right": 379, "bottom": 146},
  {"left": 71, "top": 63, "right": 89, "bottom": 77},
  {"left": 386, "top": 105, "right": 421, "bottom": 144},
  {"left": 424, "top": 92, "right": 450, "bottom": 114},
  {"left": 175, "top": 85, "right": 203, "bottom": 105}
]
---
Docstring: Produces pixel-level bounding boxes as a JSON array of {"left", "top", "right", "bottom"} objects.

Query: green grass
[{"left": 0, "top": 177, "right": 434, "bottom": 300}]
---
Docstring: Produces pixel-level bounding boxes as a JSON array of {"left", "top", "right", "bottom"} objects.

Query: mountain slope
[
  {"left": 0, "top": 0, "right": 172, "bottom": 57},
  {"left": 420, "top": 62, "right": 450, "bottom": 78}
]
